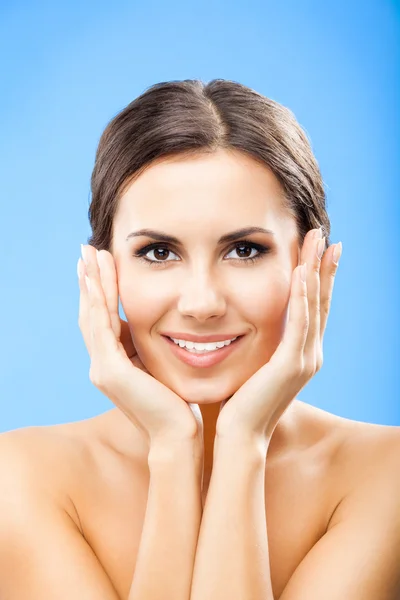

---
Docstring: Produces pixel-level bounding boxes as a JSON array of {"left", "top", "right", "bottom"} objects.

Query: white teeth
[{"left": 170, "top": 337, "right": 238, "bottom": 353}]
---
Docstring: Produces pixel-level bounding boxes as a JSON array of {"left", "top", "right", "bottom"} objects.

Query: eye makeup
[{"left": 132, "top": 240, "right": 272, "bottom": 268}]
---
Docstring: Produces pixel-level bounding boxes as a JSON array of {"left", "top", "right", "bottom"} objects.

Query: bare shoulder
[
  {"left": 290, "top": 400, "right": 400, "bottom": 506},
  {"left": 294, "top": 399, "right": 400, "bottom": 461},
  {"left": 0, "top": 423, "right": 74, "bottom": 479},
  {"left": 0, "top": 412, "right": 144, "bottom": 532},
  {"left": 0, "top": 425, "right": 124, "bottom": 598},
  {"left": 0, "top": 423, "right": 93, "bottom": 529},
  {"left": 329, "top": 410, "right": 400, "bottom": 475},
  {"left": 305, "top": 405, "right": 400, "bottom": 529},
  {"left": 272, "top": 406, "right": 400, "bottom": 597}
]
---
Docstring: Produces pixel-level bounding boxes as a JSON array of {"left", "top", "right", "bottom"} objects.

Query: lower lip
[{"left": 162, "top": 335, "right": 245, "bottom": 368}]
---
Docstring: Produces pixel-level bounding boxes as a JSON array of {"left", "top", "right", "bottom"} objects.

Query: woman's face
[{"left": 111, "top": 148, "right": 300, "bottom": 404}]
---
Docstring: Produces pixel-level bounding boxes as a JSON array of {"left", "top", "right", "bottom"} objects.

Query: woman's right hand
[{"left": 77, "top": 245, "right": 203, "bottom": 449}]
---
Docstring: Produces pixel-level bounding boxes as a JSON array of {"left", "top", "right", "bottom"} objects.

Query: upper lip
[{"left": 162, "top": 332, "right": 245, "bottom": 343}]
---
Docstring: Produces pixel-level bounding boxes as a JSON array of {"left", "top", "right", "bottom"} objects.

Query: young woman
[{"left": 1, "top": 79, "right": 399, "bottom": 600}]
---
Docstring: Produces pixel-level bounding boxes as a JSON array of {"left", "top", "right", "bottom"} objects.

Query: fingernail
[
  {"left": 77, "top": 258, "right": 83, "bottom": 279},
  {"left": 81, "top": 244, "right": 87, "bottom": 264},
  {"left": 332, "top": 242, "right": 342, "bottom": 265}
]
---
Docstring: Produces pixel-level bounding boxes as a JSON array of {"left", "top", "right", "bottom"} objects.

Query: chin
[
  {"left": 162, "top": 376, "right": 240, "bottom": 405},
  {"left": 182, "top": 395, "right": 225, "bottom": 405},
  {"left": 140, "top": 345, "right": 270, "bottom": 404}
]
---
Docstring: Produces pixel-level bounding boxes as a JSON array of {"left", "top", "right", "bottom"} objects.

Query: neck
[
  {"left": 101, "top": 398, "right": 298, "bottom": 487},
  {"left": 199, "top": 401, "right": 222, "bottom": 487}
]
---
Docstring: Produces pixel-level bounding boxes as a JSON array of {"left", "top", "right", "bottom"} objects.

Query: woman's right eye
[{"left": 133, "top": 245, "right": 179, "bottom": 267}]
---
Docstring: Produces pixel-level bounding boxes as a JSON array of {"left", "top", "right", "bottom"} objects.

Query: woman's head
[{"left": 87, "top": 79, "right": 331, "bottom": 404}]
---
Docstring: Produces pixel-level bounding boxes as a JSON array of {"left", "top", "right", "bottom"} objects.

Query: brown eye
[
  {"left": 225, "top": 242, "right": 271, "bottom": 264},
  {"left": 152, "top": 248, "right": 170, "bottom": 261},
  {"left": 133, "top": 240, "right": 271, "bottom": 268},
  {"left": 133, "top": 244, "right": 179, "bottom": 266},
  {"left": 232, "top": 244, "right": 254, "bottom": 259}
]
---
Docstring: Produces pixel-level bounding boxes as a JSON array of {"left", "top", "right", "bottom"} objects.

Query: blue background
[{"left": 1, "top": 0, "right": 399, "bottom": 433}]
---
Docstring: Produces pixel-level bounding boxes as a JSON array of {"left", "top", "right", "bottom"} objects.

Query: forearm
[
  {"left": 190, "top": 435, "right": 274, "bottom": 600},
  {"left": 128, "top": 437, "right": 203, "bottom": 600}
]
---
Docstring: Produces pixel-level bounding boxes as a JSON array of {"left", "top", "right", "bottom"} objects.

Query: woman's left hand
[{"left": 216, "top": 227, "right": 342, "bottom": 446}]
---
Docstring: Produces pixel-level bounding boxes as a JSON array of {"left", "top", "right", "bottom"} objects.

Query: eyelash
[{"left": 133, "top": 240, "right": 272, "bottom": 268}]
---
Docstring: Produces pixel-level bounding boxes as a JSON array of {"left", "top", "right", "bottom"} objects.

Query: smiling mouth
[
  {"left": 166, "top": 336, "right": 243, "bottom": 353},
  {"left": 161, "top": 334, "right": 246, "bottom": 369}
]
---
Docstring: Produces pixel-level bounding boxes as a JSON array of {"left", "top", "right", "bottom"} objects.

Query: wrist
[
  {"left": 214, "top": 430, "right": 270, "bottom": 459},
  {"left": 149, "top": 435, "right": 204, "bottom": 466}
]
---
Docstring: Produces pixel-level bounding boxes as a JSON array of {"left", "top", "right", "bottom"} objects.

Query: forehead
[{"left": 114, "top": 149, "right": 291, "bottom": 232}]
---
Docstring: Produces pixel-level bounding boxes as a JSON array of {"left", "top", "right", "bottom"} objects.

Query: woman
[{"left": 0, "top": 79, "right": 399, "bottom": 599}]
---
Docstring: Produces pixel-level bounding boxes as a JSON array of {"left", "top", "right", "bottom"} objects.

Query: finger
[
  {"left": 320, "top": 242, "right": 342, "bottom": 340},
  {"left": 82, "top": 245, "right": 119, "bottom": 361},
  {"left": 96, "top": 249, "right": 137, "bottom": 359},
  {"left": 283, "top": 262, "right": 309, "bottom": 364},
  {"left": 301, "top": 229, "right": 324, "bottom": 365},
  {"left": 96, "top": 250, "right": 121, "bottom": 340},
  {"left": 77, "top": 256, "right": 92, "bottom": 355}
]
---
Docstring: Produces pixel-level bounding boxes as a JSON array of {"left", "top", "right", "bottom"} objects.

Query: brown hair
[{"left": 87, "top": 78, "right": 331, "bottom": 253}]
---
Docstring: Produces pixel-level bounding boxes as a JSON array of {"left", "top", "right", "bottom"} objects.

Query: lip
[
  {"left": 161, "top": 332, "right": 244, "bottom": 343},
  {"left": 162, "top": 335, "right": 245, "bottom": 368}
]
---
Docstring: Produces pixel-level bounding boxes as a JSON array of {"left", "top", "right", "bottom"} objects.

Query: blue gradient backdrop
[{"left": 1, "top": 1, "right": 399, "bottom": 432}]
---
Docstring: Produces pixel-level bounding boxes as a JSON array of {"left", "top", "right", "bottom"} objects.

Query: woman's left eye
[
  {"left": 225, "top": 243, "right": 265, "bottom": 262},
  {"left": 133, "top": 241, "right": 271, "bottom": 267}
]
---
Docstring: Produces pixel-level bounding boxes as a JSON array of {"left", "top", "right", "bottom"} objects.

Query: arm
[
  {"left": 190, "top": 434, "right": 273, "bottom": 600},
  {"left": 190, "top": 432, "right": 400, "bottom": 600},
  {"left": 128, "top": 437, "right": 203, "bottom": 600}
]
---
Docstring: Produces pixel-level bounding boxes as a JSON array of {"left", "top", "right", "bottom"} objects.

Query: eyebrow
[{"left": 125, "top": 226, "right": 275, "bottom": 245}]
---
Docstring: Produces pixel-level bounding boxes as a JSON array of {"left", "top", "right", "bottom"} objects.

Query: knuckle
[
  {"left": 85, "top": 262, "right": 97, "bottom": 280},
  {"left": 89, "top": 365, "right": 105, "bottom": 388},
  {"left": 89, "top": 367, "right": 99, "bottom": 386},
  {"left": 300, "top": 284, "right": 308, "bottom": 298},
  {"left": 290, "top": 355, "right": 305, "bottom": 379},
  {"left": 301, "top": 356, "right": 315, "bottom": 379},
  {"left": 320, "top": 302, "right": 330, "bottom": 321},
  {"left": 84, "top": 263, "right": 93, "bottom": 278},
  {"left": 301, "top": 315, "right": 310, "bottom": 335},
  {"left": 312, "top": 262, "right": 321, "bottom": 274},
  {"left": 329, "top": 264, "right": 338, "bottom": 278},
  {"left": 304, "top": 363, "right": 313, "bottom": 378},
  {"left": 309, "top": 296, "right": 320, "bottom": 314}
]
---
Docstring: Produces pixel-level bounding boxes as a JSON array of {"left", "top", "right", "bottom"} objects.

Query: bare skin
[
  {"left": 2, "top": 399, "right": 398, "bottom": 600},
  {"left": 1, "top": 149, "right": 399, "bottom": 598}
]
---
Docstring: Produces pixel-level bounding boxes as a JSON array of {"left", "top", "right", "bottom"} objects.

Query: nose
[{"left": 176, "top": 271, "right": 227, "bottom": 321}]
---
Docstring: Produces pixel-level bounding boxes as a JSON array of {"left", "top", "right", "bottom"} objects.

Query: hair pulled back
[{"left": 87, "top": 79, "right": 330, "bottom": 252}]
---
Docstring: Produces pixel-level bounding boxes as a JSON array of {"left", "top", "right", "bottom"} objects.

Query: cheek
[
  {"left": 245, "top": 275, "right": 291, "bottom": 369},
  {"left": 118, "top": 280, "right": 164, "bottom": 330},
  {"left": 242, "top": 274, "right": 291, "bottom": 330},
  {"left": 119, "top": 269, "right": 291, "bottom": 333}
]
